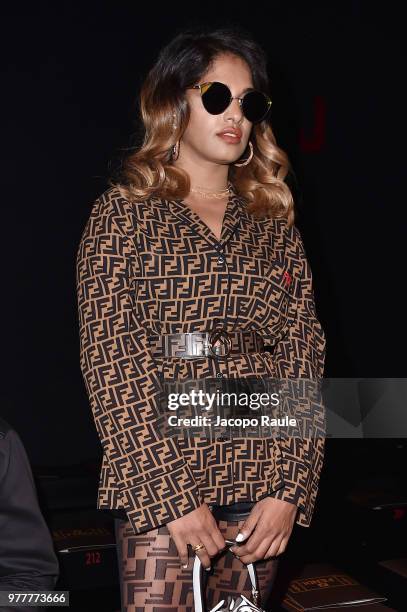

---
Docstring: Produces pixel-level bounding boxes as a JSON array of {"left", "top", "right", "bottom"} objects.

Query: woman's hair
[{"left": 110, "top": 24, "right": 295, "bottom": 224}]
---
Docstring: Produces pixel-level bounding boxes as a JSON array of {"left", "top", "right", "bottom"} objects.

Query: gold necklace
[{"left": 190, "top": 184, "right": 231, "bottom": 199}]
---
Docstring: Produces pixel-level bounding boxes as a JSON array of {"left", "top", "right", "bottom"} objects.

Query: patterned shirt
[{"left": 76, "top": 182, "right": 326, "bottom": 535}]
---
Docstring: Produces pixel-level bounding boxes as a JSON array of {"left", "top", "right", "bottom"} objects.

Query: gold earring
[
  {"left": 170, "top": 110, "right": 180, "bottom": 161},
  {"left": 171, "top": 140, "right": 180, "bottom": 161},
  {"left": 234, "top": 141, "right": 253, "bottom": 167}
]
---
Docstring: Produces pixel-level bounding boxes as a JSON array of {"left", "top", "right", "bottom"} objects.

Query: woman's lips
[{"left": 216, "top": 133, "right": 242, "bottom": 144}]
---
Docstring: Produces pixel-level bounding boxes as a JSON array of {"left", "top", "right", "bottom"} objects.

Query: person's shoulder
[
  {"left": 260, "top": 214, "right": 307, "bottom": 266},
  {"left": 267, "top": 215, "right": 290, "bottom": 233},
  {"left": 259, "top": 213, "right": 290, "bottom": 249},
  {"left": 0, "top": 418, "right": 26, "bottom": 449},
  {"left": 264, "top": 214, "right": 302, "bottom": 243},
  {"left": 92, "top": 184, "right": 164, "bottom": 219},
  {"left": 90, "top": 184, "right": 132, "bottom": 217},
  {"left": 0, "top": 416, "right": 13, "bottom": 439},
  {"left": 0, "top": 418, "right": 23, "bottom": 481}
]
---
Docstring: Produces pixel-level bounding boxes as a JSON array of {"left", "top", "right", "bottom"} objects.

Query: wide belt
[
  {"left": 147, "top": 329, "right": 265, "bottom": 359},
  {"left": 210, "top": 501, "right": 256, "bottom": 521}
]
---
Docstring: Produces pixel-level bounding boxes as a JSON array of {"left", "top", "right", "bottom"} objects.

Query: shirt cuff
[{"left": 119, "top": 463, "right": 203, "bottom": 534}]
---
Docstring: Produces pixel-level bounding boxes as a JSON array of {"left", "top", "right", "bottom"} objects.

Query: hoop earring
[
  {"left": 171, "top": 140, "right": 180, "bottom": 161},
  {"left": 234, "top": 141, "right": 253, "bottom": 167}
]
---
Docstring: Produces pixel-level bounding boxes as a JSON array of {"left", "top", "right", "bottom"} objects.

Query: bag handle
[{"left": 193, "top": 538, "right": 260, "bottom": 612}]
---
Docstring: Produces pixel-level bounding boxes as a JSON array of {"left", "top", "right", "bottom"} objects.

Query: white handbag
[{"left": 193, "top": 538, "right": 267, "bottom": 612}]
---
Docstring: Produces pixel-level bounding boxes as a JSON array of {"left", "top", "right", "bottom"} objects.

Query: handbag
[{"left": 193, "top": 538, "right": 267, "bottom": 611}]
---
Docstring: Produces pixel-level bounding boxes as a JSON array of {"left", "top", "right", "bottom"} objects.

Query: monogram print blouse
[{"left": 76, "top": 182, "right": 326, "bottom": 535}]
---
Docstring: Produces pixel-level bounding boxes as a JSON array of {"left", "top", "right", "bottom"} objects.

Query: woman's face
[{"left": 181, "top": 53, "right": 254, "bottom": 166}]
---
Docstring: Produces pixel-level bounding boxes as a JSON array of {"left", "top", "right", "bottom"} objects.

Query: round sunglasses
[{"left": 187, "top": 81, "right": 272, "bottom": 124}]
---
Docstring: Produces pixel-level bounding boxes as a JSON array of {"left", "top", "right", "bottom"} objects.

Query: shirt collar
[{"left": 166, "top": 182, "right": 246, "bottom": 249}]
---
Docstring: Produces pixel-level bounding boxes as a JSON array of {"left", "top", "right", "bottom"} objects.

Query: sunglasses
[{"left": 187, "top": 81, "right": 272, "bottom": 124}]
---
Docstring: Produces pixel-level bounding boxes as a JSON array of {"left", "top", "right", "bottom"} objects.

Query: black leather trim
[{"left": 210, "top": 501, "right": 255, "bottom": 522}]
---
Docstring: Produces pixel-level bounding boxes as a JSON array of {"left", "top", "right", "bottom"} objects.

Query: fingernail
[
  {"left": 235, "top": 532, "right": 245, "bottom": 542},
  {"left": 182, "top": 563, "right": 188, "bottom": 568},
  {"left": 205, "top": 566, "right": 211, "bottom": 572}
]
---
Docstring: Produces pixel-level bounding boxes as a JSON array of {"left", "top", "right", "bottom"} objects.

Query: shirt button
[
  {"left": 217, "top": 435, "right": 229, "bottom": 442},
  {"left": 217, "top": 256, "right": 225, "bottom": 264},
  {"left": 216, "top": 373, "right": 224, "bottom": 378}
]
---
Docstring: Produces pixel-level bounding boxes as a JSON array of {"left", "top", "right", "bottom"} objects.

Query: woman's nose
[{"left": 224, "top": 97, "right": 244, "bottom": 122}]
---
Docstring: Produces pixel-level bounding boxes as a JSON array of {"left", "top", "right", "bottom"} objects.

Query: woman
[{"left": 76, "top": 25, "right": 326, "bottom": 612}]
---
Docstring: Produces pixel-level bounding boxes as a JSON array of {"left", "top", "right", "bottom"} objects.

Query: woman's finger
[
  {"left": 171, "top": 532, "right": 189, "bottom": 568},
  {"left": 233, "top": 529, "right": 276, "bottom": 564},
  {"left": 210, "top": 522, "right": 228, "bottom": 552},
  {"left": 231, "top": 513, "right": 276, "bottom": 557},
  {"left": 190, "top": 539, "right": 212, "bottom": 570},
  {"left": 233, "top": 506, "right": 259, "bottom": 543},
  {"left": 199, "top": 530, "right": 226, "bottom": 559},
  {"left": 275, "top": 535, "right": 289, "bottom": 557},
  {"left": 237, "top": 546, "right": 272, "bottom": 563},
  {"left": 264, "top": 535, "right": 284, "bottom": 559}
]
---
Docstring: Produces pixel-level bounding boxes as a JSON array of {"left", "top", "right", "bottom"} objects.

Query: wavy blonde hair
[{"left": 109, "top": 25, "right": 295, "bottom": 225}]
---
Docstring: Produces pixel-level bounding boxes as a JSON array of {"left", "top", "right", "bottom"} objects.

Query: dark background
[{"left": 2, "top": 1, "right": 405, "bottom": 469}]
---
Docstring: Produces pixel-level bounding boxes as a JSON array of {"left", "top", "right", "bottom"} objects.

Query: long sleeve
[
  {"left": 76, "top": 193, "right": 202, "bottom": 534},
  {"left": 268, "top": 221, "right": 326, "bottom": 527}
]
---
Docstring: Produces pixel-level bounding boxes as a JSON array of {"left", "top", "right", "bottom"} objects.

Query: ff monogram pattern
[
  {"left": 76, "top": 182, "right": 326, "bottom": 535},
  {"left": 114, "top": 514, "right": 279, "bottom": 610}
]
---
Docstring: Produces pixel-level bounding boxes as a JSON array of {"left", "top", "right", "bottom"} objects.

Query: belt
[
  {"left": 210, "top": 501, "right": 256, "bottom": 521},
  {"left": 110, "top": 502, "right": 256, "bottom": 523},
  {"left": 147, "top": 329, "right": 265, "bottom": 359}
]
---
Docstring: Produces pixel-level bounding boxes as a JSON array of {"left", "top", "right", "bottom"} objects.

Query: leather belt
[
  {"left": 210, "top": 501, "right": 256, "bottom": 521},
  {"left": 147, "top": 329, "right": 265, "bottom": 359}
]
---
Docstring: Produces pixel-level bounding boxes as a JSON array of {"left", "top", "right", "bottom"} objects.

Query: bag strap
[{"left": 193, "top": 538, "right": 260, "bottom": 612}]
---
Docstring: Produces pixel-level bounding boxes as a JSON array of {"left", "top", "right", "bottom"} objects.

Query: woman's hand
[
  {"left": 166, "top": 503, "right": 226, "bottom": 570},
  {"left": 229, "top": 497, "right": 298, "bottom": 563}
]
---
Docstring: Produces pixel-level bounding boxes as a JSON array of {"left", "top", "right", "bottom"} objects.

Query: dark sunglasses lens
[
  {"left": 242, "top": 91, "right": 270, "bottom": 123},
  {"left": 200, "top": 82, "right": 231, "bottom": 114}
]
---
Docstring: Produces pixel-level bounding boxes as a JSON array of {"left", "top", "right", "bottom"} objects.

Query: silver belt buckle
[{"left": 207, "top": 328, "right": 232, "bottom": 357}]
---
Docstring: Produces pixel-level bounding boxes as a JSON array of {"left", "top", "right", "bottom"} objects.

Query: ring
[{"left": 192, "top": 542, "right": 206, "bottom": 552}]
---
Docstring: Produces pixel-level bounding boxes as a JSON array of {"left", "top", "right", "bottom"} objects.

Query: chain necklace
[{"left": 190, "top": 183, "right": 232, "bottom": 199}]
